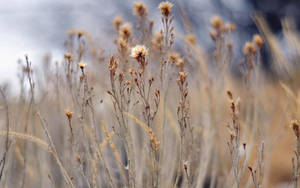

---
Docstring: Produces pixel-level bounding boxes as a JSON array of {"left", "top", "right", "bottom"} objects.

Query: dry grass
[{"left": 1, "top": 1, "right": 300, "bottom": 188}]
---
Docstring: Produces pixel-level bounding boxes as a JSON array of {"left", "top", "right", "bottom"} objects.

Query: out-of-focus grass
[{"left": 0, "top": 1, "right": 300, "bottom": 188}]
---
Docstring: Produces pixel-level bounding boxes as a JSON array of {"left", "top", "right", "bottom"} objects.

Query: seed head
[
  {"left": 291, "top": 120, "right": 300, "bottom": 139},
  {"left": 186, "top": 34, "right": 196, "bottom": 45},
  {"left": 168, "top": 52, "right": 180, "bottom": 63},
  {"left": 119, "top": 23, "right": 132, "bottom": 40},
  {"left": 152, "top": 31, "right": 164, "bottom": 49},
  {"left": 226, "top": 22, "right": 236, "bottom": 32},
  {"left": 133, "top": 2, "right": 147, "bottom": 17},
  {"left": 227, "top": 90, "right": 233, "bottom": 100},
  {"left": 211, "top": 16, "right": 223, "bottom": 30},
  {"left": 78, "top": 62, "right": 86, "bottom": 69},
  {"left": 65, "top": 109, "right": 73, "bottom": 119},
  {"left": 176, "top": 58, "right": 184, "bottom": 70},
  {"left": 77, "top": 29, "right": 85, "bottom": 38},
  {"left": 64, "top": 53, "right": 73, "bottom": 60},
  {"left": 177, "top": 71, "right": 187, "bottom": 84},
  {"left": 131, "top": 45, "right": 148, "bottom": 60},
  {"left": 109, "top": 56, "right": 119, "bottom": 76},
  {"left": 113, "top": 16, "right": 123, "bottom": 32},
  {"left": 243, "top": 42, "right": 256, "bottom": 56},
  {"left": 118, "top": 39, "right": 129, "bottom": 54},
  {"left": 253, "top": 34, "right": 264, "bottom": 49},
  {"left": 158, "top": 1, "right": 173, "bottom": 18}
]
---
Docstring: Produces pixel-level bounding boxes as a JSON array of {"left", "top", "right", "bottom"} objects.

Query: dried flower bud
[
  {"left": 158, "top": 1, "right": 173, "bottom": 18},
  {"left": 65, "top": 109, "right": 73, "bottom": 119},
  {"left": 168, "top": 52, "right": 180, "bottom": 63},
  {"left": 186, "top": 34, "right": 196, "bottom": 45},
  {"left": 113, "top": 16, "right": 123, "bottom": 32},
  {"left": 183, "top": 161, "right": 188, "bottom": 170},
  {"left": 176, "top": 58, "right": 184, "bottom": 70},
  {"left": 155, "top": 89, "right": 160, "bottom": 97},
  {"left": 109, "top": 56, "right": 119, "bottom": 76},
  {"left": 226, "top": 22, "right": 236, "bottom": 32},
  {"left": 253, "top": 34, "right": 264, "bottom": 49},
  {"left": 119, "top": 23, "right": 132, "bottom": 40},
  {"left": 211, "top": 16, "right": 223, "bottom": 30},
  {"left": 177, "top": 71, "right": 187, "bottom": 84},
  {"left": 78, "top": 62, "right": 86, "bottom": 69},
  {"left": 64, "top": 53, "right": 73, "bottom": 60},
  {"left": 152, "top": 31, "right": 164, "bottom": 49},
  {"left": 125, "top": 80, "right": 131, "bottom": 85},
  {"left": 243, "top": 42, "right": 256, "bottom": 56},
  {"left": 227, "top": 90, "right": 233, "bottom": 100},
  {"left": 248, "top": 166, "right": 253, "bottom": 172},
  {"left": 77, "top": 30, "right": 84, "bottom": 38},
  {"left": 76, "top": 155, "right": 81, "bottom": 163},
  {"left": 291, "top": 120, "right": 300, "bottom": 138},
  {"left": 131, "top": 45, "right": 148, "bottom": 65},
  {"left": 129, "top": 68, "right": 136, "bottom": 75},
  {"left": 133, "top": 2, "right": 147, "bottom": 17},
  {"left": 119, "top": 72, "right": 124, "bottom": 82},
  {"left": 119, "top": 39, "right": 129, "bottom": 53}
]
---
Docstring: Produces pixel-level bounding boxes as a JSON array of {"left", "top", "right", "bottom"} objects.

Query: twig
[{"left": 36, "top": 112, "right": 75, "bottom": 188}]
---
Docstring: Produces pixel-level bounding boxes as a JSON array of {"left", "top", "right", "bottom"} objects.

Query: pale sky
[{"left": 0, "top": 0, "right": 248, "bottom": 90}]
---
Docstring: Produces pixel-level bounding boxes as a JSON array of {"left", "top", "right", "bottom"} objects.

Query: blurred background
[{"left": 1, "top": 0, "right": 299, "bottom": 88}]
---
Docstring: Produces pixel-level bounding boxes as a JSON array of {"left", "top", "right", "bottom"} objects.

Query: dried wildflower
[
  {"left": 229, "top": 130, "right": 235, "bottom": 141},
  {"left": 158, "top": 1, "right": 173, "bottom": 17},
  {"left": 119, "top": 23, "right": 132, "bottom": 40},
  {"left": 133, "top": 2, "right": 147, "bottom": 17},
  {"left": 131, "top": 45, "right": 148, "bottom": 61},
  {"left": 128, "top": 67, "right": 136, "bottom": 75},
  {"left": 227, "top": 90, "right": 233, "bottom": 100},
  {"left": 176, "top": 58, "right": 184, "bottom": 71},
  {"left": 152, "top": 31, "right": 164, "bottom": 49},
  {"left": 248, "top": 166, "right": 253, "bottom": 172},
  {"left": 183, "top": 161, "right": 188, "bottom": 170},
  {"left": 77, "top": 29, "right": 85, "bottom": 38},
  {"left": 113, "top": 16, "right": 123, "bottom": 32},
  {"left": 211, "top": 16, "right": 223, "bottom": 30},
  {"left": 118, "top": 38, "right": 129, "bottom": 54},
  {"left": 243, "top": 143, "right": 246, "bottom": 150},
  {"left": 291, "top": 120, "right": 300, "bottom": 139},
  {"left": 168, "top": 52, "right": 180, "bottom": 63},
  {"left": 119, "top": 72, "right": 124, "bottom": 82},
  {"left": 177, "top": 71, "right": 187, "bottom": 84},
  {"left": 125, "top": 80, "right": 131, "bottom": 86},
  {"left": 253, "top": 34, "right": 264, "bottom": 49},
  {"left": 109, "top": 56, "right": 119, "bottom": 76},
  {"left": 64, "top": 53, "right": 72, "bottom": 60},
  {"left": 226, "top": 22, "right": 236, "bottom": 32},
  {"left": 78, "top": 62, "right": 86, "bottom": 69},
  {"left": 243, "top": 42, "right": 256, "bottom": 56},
  {"left": 186, "top": 34, "right": 196, "bottom": 45},
  {"left": 65, "top": 109, "right": 73, "bottom": 119}
]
